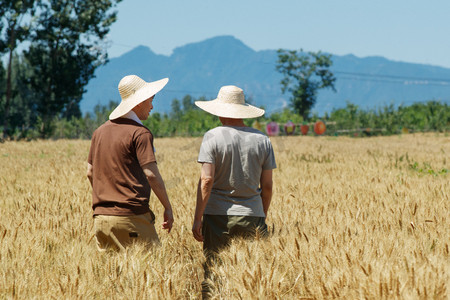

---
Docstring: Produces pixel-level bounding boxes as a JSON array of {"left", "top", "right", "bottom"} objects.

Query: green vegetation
[
  {"left": 1, "top": 95, "right": 448, "bottom": 140},
  {"left": 409, "top": 162, "right": 449, "bottom": 176},
  {"left": 0, "top": 0, "right": 122, "bottom": 138},
  {"left": 276, "top": 49, "right": 336, "bottom": 119},
  {"left": 325, "top": 101, "right": 450, "bottom": 136}
]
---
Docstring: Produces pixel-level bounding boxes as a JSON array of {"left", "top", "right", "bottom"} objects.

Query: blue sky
[{"left": 106, "top": 0, "right": 450, "bottom": 68}]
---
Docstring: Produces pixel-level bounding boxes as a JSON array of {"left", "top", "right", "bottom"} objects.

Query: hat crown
[
  {"left": 118, "top": 75, "right": 146, "bottom": 101},
  {"left": 194, "top": 84, "right": 264, "bottom": 119},
  {"left": 217, "top": 85, "right": 245, "bottom": 104}
]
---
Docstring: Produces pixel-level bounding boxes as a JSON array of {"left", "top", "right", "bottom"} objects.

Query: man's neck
[{"left": 219, "top": 117, "right": 246, "bottom": 127}]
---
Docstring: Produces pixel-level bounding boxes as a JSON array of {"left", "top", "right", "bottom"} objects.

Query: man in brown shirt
[{"left": 87, "top": 75, "right": 174, "bottom": 251}]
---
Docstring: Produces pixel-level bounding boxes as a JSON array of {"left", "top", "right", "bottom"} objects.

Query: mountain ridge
[{"left": 81, "top": 35, "right": 450, "bottom": 115}]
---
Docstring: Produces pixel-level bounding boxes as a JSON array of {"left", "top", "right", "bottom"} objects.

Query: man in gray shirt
[{"left": 192, "top": 85, "right": 276, "bottom": 297}]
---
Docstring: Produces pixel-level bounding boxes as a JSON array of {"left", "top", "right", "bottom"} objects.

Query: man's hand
[
  {"left": 142, "top": 162, "right": 174, "bottom": 234},
  {"left": 86, "top": 163, "right": 93, "bottom": 187},
  {"left": 192, "top": 219, "right": 203, "bottom": 242},
  {"left": 192, "top": 163, "right": 214, "bottom": 242},
  {"left": 163, "top": 208, "right": 174, "bottom": 233},
  {"left": 260, "top": 169, "right": 273, "bottom": 216}
]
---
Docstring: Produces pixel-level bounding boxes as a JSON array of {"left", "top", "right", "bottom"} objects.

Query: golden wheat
[{"left": 0, "top": 134, "right": 448, "bottom": 299}]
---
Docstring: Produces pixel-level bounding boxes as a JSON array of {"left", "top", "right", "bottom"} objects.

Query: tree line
[{"left": 7, "top": 96, "right": 447, "bottom": 140}]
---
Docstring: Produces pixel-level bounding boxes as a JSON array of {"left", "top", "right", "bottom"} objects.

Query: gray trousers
[
  {"left": 201, "top": 214, "right": 268, "bottom": 298},
  {"left": 202, "top": 214, "right": 268, "bottom": 257}
]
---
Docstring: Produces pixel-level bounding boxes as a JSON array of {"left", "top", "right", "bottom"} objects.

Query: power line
[
  {"left": 163, "top": 89, "right": 216, "bottom": 96},
  {"left": 334, "top": 71, "right": 450, "bottom": 83},
  {"left": 336, "top": 75, "right": 450, "bottom": 86},
  {"left": 254, "top": 59, "right": 450, "bottom": 84},
  {"left": 334, "top": 71, "right": 450, "bottom": 85},
  {"left": 109, "top": 42, "right": 136, "bottom": 49}
]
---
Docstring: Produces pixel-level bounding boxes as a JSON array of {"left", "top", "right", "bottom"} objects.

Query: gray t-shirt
[{"left": 198, "top": 126, "right": 277, "bottom": 217}]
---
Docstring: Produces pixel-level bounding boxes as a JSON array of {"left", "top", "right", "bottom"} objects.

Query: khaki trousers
[{"left": 93, "top": 212, "right": 159, "bottom": 251}]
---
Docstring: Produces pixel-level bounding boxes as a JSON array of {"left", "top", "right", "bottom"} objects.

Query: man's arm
[
  {"left": 260, "top": 169, "right": 273, "bottom": 216},
  {"left": 87, "top": 163, "right": 93, "bottom": 187},
  {"left": 192, "top": 163, "right": 215, "bottom": 242},
  {"left": 142, "top": 162, "right": 174, "bottom": 233}
]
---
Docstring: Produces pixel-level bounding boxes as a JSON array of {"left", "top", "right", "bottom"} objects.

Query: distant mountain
[{"left": 80, "top": 35, "right": 450, "bottom": 116}]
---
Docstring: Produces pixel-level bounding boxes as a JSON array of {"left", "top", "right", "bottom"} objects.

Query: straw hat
[
  {"left": 109, "top": 75, "right": 169, "bottom": 120},
  {"left": 195, "top": 85, "right": 264, "bottom": 119}
]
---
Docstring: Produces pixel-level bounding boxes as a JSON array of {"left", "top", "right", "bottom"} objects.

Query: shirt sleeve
[
  {"left": 135, "top": 130, "right": 156, "bottom": 166},
  {"left": 262, "top": 138, "right": 277, "bottom": 170},
  {"left": 198, "top": 131, "right": 215, "bottom": 164}
]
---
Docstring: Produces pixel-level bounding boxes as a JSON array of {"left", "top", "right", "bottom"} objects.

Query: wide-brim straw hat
[
  {"left": 195, "top": 85, "right": 264, "bottom": 119},
  {"left": 109, "top": 75, "right": 169, "bottom": 120}
]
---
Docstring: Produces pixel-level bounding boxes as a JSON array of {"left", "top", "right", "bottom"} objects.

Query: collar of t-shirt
[
  {"left": 120, "top": 110, "right": 156, "bottom": 153},
  {"left": 121, "top": 110, "right": 143, "bottom": 125}
]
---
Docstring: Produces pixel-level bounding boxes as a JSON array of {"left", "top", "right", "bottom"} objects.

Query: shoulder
[
  {"left": 242, "top": 127, "right": 271, "bottom": 141},
  {"left": 133, "top": 125, "right": 153, "bottom": 142},
  {"left": 245, "top": 127, "right": 267, "bottom": 136},
  {"left": 115, "top": 118, "right": 152, "bottom": 135},
  {"left": 92, "top": 120, "right": 111, "bottom": 136},
  {"left": 96, "top": 120, "right": 112, "bottom": 130},
  {"left": 135, "top": 123, "right": 152, "bottom": 134},
  {"left": 202, "top": 126, "right": 225, "bottom": 140},
  {"left": 206, "top": 126, "right": 226, "bottom": 135},
  {"left": 246, "top": 128, "right": 274, "bottom": 150}
]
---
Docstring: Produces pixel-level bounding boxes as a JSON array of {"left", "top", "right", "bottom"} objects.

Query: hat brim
[
  {"left": 109, "top": 78, "right": 169, "bottom": 120},
  {"left": 194, "top": 99, "right": 265, "bottom": 119}
]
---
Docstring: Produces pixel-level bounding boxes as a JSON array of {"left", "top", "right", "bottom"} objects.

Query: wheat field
[{"left": 0, "top": 134, "right": 449, "bottom": 299}]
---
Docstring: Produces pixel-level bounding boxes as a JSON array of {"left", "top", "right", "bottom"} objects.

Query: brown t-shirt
[{"left": 88, "top": 118, "right": 156, "bottom": 216}]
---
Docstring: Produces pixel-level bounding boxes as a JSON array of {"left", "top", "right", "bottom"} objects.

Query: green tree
[
  {"left": 398, "top": 101, "right": 450, "bottom": 132},
  {"left": 21, "top": 0, "right": 121, "bottom": 137},
  {"left": 182, "top": 94, "right": 195, "bottom": 111},
  {"left": 330, "top": 102, "right": 361, "bottom": 130},
  {"left": 0, "top": 0, "right": 36, "bottom": 138},
  {"left": 171, "top": 98, "right": 181, "bottom": 117},
  {"left": 269, "top": 107, "right": 303, "bottom": 125},
  {"left": 0, "top": 61, "right": 5, "bottom": 106},
  {"left": 3, "top": 54, "right": 39, "bottom": 138},
  {"left": 276, "top": 49, "right": 336, "bottom": 119}
]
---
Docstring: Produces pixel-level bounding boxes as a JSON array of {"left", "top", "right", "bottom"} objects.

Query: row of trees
[
  {"left": 325, "top": 101, "right": 449, "bottom": 135},
  {"left": 11, "top": 95, "right": 448, "bottom": 140},
  {"left": 0, "top": 0, "right": 122, "bottom": 138}
]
